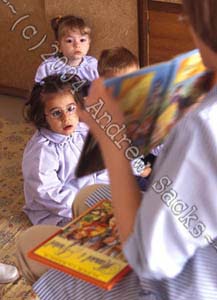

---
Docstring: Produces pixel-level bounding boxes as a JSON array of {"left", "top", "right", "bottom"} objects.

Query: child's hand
[
  {"left": 140, "top": 166, "right": 152, "bottom": 177},
  {"left": 78, "top": 78, "right": 126, "bottom": 150}
]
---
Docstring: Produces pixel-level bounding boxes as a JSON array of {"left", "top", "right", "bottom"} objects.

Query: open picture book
[
  {"left": 28, "top": 200, "right": 131, "bottom": 290},
  {"left": 75, "top": 49, "right": 216, "bottom": 178}
]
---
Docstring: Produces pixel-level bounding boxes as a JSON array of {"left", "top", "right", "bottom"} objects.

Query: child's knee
[{"left": 16, "top": 225, "right": 58, "bottom": 254}]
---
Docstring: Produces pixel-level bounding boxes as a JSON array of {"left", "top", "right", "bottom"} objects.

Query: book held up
[
  {"left": 75, "top": 49, "right": 216, "bottom": 177},
  {"left": 28, "top": 200, "right": 131, "bottom": 290}
]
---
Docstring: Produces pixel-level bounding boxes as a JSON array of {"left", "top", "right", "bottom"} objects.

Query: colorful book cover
[
  {"left": 28, "top": 200, "right": 131, "bottom": 290},
  {"left": 75, "top": 49, "right": 216, "bottom": 177}
]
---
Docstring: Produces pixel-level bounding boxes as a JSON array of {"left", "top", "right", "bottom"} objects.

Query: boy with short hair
[{"left": 98, "top": 46, "right": 139, "bottom": 78}]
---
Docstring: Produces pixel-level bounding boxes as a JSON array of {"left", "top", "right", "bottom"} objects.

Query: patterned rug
[{"left": 0, "top": 116, "right": 39, "bottom": 299}]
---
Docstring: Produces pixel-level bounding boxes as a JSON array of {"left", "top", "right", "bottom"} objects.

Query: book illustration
[
  {"left": 149, "top": 66, "right": 214, "bottom": 148},
  {"left": 29, "top": 200, "right": 130, "bottom": 290},
  {"left": 173, "top": 51, "right": 206, "bottom": 84},
  {"left": 119, "top": 50, "right": 211, "bottom": 150},
  {"left": 59, "top": 201, "right": 123, "bottom": 258},
  {"left": 75, "top": 49, "right": 216, "bottom": 177}
]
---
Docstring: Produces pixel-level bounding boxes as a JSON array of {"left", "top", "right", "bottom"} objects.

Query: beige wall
[
  {"left": 0, "top": 0, "right": 138, "bottom": 91},
  {"left": 152, "top": 0, "right": 181, "bottom": 3}
]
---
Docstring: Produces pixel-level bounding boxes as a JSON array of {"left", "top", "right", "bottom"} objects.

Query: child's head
[
  {"left": 98, "top": 47, "right": 139, "bottom": 78},
  {"left": 51, "top": 15, "right": 91, "bottom": 66},
  {"left": 182, "top": 0, "right": 217, "bottom": 69},
  {"left": 25, "top": 74, "right": 89, "bottom": 136}
]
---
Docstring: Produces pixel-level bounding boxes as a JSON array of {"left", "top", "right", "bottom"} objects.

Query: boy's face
[
  {"left": 44, "top": 92, "right": 79, "bottom": 136},
  {"left": 59, "top": 29, "right": 90, "bottom": 65}
]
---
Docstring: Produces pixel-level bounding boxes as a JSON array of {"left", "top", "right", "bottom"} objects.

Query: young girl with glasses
[{"left": 22, "top": 74, "right": 108, "bottom": 226}]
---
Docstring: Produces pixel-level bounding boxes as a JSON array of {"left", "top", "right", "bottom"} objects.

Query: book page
[{"left": 150, "top": 51, "right": 215, "bottom": 148}]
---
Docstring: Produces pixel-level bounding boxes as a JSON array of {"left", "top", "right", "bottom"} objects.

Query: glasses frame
[{"left": 45, "top": 103, "right": 77, "bottom": 119}]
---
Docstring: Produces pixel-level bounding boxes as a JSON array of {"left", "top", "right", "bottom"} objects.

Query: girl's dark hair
[
  {"left": 51, "top": 15, "right": 91, "bottom": 41},
  {"left": 182, "top": 0, "right": 217, "bottom": 52},
  {"left": 24, "top": 74, "right": 90, "bottom": 129}
]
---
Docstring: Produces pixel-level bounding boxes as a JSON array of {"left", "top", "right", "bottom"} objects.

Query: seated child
[
  {"left": 22, "top": 74, "right": 109, "bottom": 226},
  {"left": 98, "top": 46, "right": 157, "bottom": 191},
  {"left": 35, "top": 15, "right": 98, "bottom": 83}
]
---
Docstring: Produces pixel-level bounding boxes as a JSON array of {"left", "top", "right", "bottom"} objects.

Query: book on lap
[{"left": 28, "top": 200, "right": 131, "bottom": 290}]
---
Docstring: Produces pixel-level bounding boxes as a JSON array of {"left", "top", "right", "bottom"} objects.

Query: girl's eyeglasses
[{"left": 45, "top": 103, "right": 77, "bottom": 119}]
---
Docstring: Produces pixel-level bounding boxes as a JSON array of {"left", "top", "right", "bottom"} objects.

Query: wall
[
  {"left": 0, "top": 0, "right": 138, "bottom": 91},
  {"left": 151, "top": 0, "right": 181, "bottom": 3},
  {"left": 149, "top": 9, "right": 195, "bottom": 64}
]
